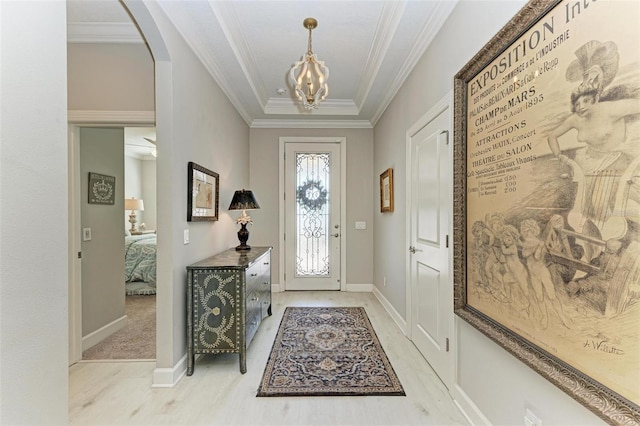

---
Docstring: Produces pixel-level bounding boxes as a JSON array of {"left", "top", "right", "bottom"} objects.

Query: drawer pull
[
  {"left": 250, "top": 273, "right": 258, "bottom": 277},
  {"left": 251, "top": 297, "right": 259, "bottom": 302},
  {"left": 264, "top": 262, "right": 269, "bottom": 265}
]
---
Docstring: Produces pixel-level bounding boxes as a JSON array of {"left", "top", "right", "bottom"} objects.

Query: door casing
[{"left": 279, "top": 137, "right": 347, "bottom": 292}]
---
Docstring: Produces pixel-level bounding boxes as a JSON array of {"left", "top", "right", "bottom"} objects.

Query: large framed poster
[{"left": 453, "top": 0, "right": 640, "bottom": 423}]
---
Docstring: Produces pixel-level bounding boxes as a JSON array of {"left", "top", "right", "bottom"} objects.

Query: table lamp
[
  {"left": 125, "top": 197, "right": 144, "bottom": 233},
  {"left": 228, "top": 189, "right": 260, "bottom": 251}
]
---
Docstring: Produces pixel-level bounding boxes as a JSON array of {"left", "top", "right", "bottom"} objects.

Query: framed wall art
[
  {"left": 187, "top": 161, "right": 219, "bottom": 221},
  {"left": 380, "top": 168, "right": 394, "bottom": 213},
  {"left": 88, "top": 172, "right": 115, "bottom": 205},
  {"left": 453, "top": 0, "right": 640, "bottom": 423}
]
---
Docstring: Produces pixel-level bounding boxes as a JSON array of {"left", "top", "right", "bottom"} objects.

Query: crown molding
[
  {"left": 68, "top": 110, "right": 155, "bottom": 125},
  {"left": 67, "top": 22, "right": 144, "bottom": 44},
  {"left": 208, "top": 1, "right": 268, "bottom": 105},
  {"left": 370, "top": 0, "right": 458, "bottom": 126},
  {"left": 157, "top": 4, "right": 254, "bottom": 126},
  {"left": 250, "top": 119, "right": 372, "bottom": 129},
  {"left": 354, "top": 1, "right": 407, "bottom": 108},
  {"left": 264, "top": 98, "right": 359, "bottom": 116}
]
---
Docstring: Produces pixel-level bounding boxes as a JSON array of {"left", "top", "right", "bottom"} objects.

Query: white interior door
[
  {"left": 285, "top": 143, "right": 341, "bottom": 290},
  {"left": 408, "top": 107, "right": 453, "bottom": 388}
]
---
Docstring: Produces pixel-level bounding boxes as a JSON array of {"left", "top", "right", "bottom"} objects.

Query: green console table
[{"left": 186, "top": 246, "right": 272, "bottom": 375}]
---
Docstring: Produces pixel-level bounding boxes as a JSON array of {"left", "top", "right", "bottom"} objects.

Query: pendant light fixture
[{"left": 289, "top": 17, "right": 329, "bottom": 109}]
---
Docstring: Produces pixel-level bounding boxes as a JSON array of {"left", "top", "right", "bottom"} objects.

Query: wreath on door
[{"left": 296, "top": 179, "right": 328, "bottom": 211}]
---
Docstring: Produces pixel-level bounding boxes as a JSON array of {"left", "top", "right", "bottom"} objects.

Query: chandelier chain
[{"left": 307, "top": 26, "right": 313, "bottom": 55}]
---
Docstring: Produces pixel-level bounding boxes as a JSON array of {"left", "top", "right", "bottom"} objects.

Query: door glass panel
[{"left": 295, "top": 153, "right": 330, "bottom": 277}]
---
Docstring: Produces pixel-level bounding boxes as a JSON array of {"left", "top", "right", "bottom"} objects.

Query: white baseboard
[
  {"left": 372, "top": 286, "right": 408, "bottom": 335},
  {"left": 82, "top": 315, "right": 128, "bottom": 351},
  {"left": 272, "top": 283, "right": 372, "bottom": 292},
  {"left": 152, "top": 353, "right": 187, "bottom": 388},
  {"left": 451, "top": 383, "right": 491, "bottom": 425},
  {"left": 346, "top": 283, "right": 373, "bottom": 292}
]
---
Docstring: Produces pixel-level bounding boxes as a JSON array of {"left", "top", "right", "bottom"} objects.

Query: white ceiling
[
  {"left": 124, "top": 127, "right": 156, "bottom": 160},
  {"left": 67, "top": 0, "right": 458, "bottom": 128}
]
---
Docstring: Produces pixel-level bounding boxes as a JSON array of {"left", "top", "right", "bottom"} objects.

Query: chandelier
[{"left": 289, "top": 17, "right": 330, "bottom": 109}]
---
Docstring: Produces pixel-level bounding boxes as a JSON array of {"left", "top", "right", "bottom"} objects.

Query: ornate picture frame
[
  {"left": 453, "top": 0, "right": 640, "bottom": 423},
  {"left": 380, "top": 168, "right": 394, "bottom": 213},
  {"left": 187, "top": 161, "right": 219, "bottom": 221}
]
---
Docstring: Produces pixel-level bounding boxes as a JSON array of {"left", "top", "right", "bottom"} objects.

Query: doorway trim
[
  {"left": 67, "top": 115, "right": 156, "bottom": 365},
  {"left": 404, "top": 91, "right": 455, "bottom": 389},
  {"left": 279, "top": 137, "right": 347, "bottom": 292}
]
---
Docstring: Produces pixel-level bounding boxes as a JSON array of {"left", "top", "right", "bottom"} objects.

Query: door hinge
[
  {"left": 446, "top": 337, "right": 450, "bottom": 352},
  {"left": 445, "top": 235, "right": 449, "bottom": 248},
  {"left": 77, "top": 251, "right": 82, "bottom": 259}
]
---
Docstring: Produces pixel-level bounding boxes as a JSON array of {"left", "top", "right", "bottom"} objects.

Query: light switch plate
[
  {"left": 183, "top": 229, "right": 190, "bottom": 245},
  {"left": 82, "top": 228, "right": 92, "bottom": 241},
  {"left": 355, "top": 221, "right": 366, "bottom": 230}
]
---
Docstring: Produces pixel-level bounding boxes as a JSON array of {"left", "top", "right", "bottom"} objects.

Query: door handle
[
  {"left": 409, "top": 246, "right": 423, "bottom": 254},
  {"left": 333, "top": 233, "right": 340, "bottom": 238}
]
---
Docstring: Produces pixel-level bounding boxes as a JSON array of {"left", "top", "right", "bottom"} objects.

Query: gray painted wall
[
  {"left": 0, "top": 1, "right": 69, "bottom": 424},
  {"left": 80, "top": 127, "right": 126, "bottom": 336},
  {"left": 143, "top": 3, "right": 251, "bottom": 368},
  {"left": 374, "top": 1, "right": 604, "bottom": 424},
  {"left": 67, "top": 43, "right": 154, "bottom": 111},
  {"left": 249, "top": 128, "right": 374, "bottom": 286}
]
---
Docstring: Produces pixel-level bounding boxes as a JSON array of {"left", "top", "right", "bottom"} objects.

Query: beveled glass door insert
[{"left": 285, "top": 143, "right": 340, "bottom": 290}]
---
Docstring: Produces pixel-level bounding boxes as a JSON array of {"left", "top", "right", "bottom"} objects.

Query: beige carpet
[{"left": 83, "top": 295, "right": 156, "bottom": 360}]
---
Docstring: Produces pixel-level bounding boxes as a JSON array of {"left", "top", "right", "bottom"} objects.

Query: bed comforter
[{"left": 125, "top": 234, "right": 157, "bottom": 285}]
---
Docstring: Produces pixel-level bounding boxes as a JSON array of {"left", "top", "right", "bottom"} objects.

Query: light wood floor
[{"left": 69, "top": 291, "right": 470, "bottom": 425}]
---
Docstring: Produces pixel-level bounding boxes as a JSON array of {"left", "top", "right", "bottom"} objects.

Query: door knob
[
  {"left": 333, "top": 233, "right": 340, "bottom": 238},
  {"left": 409, "top": 246, "right": 422, "bottom": 254}
]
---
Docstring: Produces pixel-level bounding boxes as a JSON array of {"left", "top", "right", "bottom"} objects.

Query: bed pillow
[{"left": 125, "top": 228, "right": 131, "bottom": 237}]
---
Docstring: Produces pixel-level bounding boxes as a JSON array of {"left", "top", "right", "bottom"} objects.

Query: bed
[{"left": 125, "top": 233, "right": 157, "bottom": 295}]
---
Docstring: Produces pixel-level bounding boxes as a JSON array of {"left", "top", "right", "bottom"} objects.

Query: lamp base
[
  {"left": 236, "top": 223, "right": 251, "bottom": 251},
  {"left": 128, "top": 211, "right": 137, "bottom": 233}
]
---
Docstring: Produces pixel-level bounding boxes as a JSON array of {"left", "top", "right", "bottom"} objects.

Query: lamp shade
[
  {"left": 125, "top": 198, "right": 144, "bottom": 211},
  {"left": 228, "top": 190, "right": 260, "bottom": 211}
]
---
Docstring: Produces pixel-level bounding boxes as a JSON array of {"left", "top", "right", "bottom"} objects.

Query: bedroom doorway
[{"left": 69, "top": 126, "right": 157, "bottom": 362}]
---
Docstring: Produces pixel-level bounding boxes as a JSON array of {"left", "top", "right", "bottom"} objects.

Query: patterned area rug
[{"left": 257, "top": 306, "right": 405, "bottom": 397}]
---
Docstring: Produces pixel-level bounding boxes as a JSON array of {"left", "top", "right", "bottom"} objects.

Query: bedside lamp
[
  {"left": 125, "top": 197, "right": 144, "bottom": 233},
  {"left": 228, "top": 189, "right": 260, "bottom": 251}
]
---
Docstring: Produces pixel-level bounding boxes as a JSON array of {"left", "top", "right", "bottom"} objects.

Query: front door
[
  {"left": 408, "top": 107, "right": 453, "bottom": 388},
  {"left": 284, "top": 142, "right": 341, "bottom": 290}
]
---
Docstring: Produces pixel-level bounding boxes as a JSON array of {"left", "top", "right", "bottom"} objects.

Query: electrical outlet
[
  {"left": 183, "top": 229, "right": 190, "bottom": 245},
  {"left": 355, "top": 221, "right": 366, "bottom": 230},
  {"left": 524, "top": 409, "right": 542, "bottom": 426}
]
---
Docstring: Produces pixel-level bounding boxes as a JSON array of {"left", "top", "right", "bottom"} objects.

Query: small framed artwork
[
  {"left": 187, "top": 161, "right": 219, "bottom": 221},
  {"left": 380, "top": 168, "right": 394, "bottom": 213},
  {"left": 88, "top": 172, "right": 115, "bottom": 205}
]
